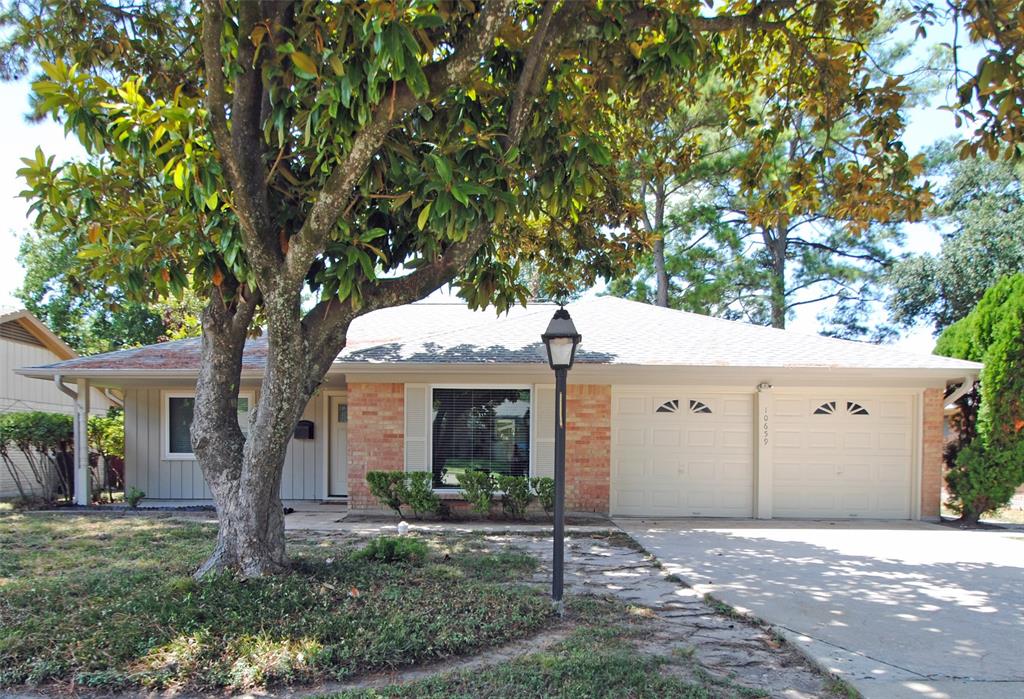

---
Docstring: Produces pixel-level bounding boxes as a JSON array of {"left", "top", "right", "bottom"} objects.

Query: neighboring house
[
  {"left": 16, "top": 297, "right": 981, "bottom": 520},
  {"left": 0, "top": 307, "right": 113, "bottom": 498}
]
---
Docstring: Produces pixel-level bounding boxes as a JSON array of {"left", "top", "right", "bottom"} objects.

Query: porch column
[
  {"left": 754, "top": 383, "right": 773, "bottom": 519},
  {"left": 74, "top": 378, "right": 91, "bottom": 506}
]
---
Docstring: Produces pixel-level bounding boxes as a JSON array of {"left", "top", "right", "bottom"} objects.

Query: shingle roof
[
  {"left": 336, "top": 296, "right": 980, "bottom": 371},
  {"left": 18, "top": 296, "right": 981, "bottom": 375}
]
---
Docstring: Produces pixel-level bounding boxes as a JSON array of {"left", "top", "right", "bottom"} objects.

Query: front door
[{"left": 329, "top": 395, "right": 348, "bottom": 497}]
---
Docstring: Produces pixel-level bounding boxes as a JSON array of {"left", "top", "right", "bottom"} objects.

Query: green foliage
[
  {"left": 610, "top": 15, "right": 930, "bottom": 340},
  {"left": 944, "top": 440, "right": 1023, "bottom": 520},
  {"left": 0, "top": 515, "right": 552, "bottom": 691},
  {"left": 124, "top": 486, "right": 145, "bottom": 509},
  {"left": 935, "top": 273, "right": 1024, "bottom": 522},
  {"left": 887, "top": 141, "right": 1024, "bottom": 334},
  {"left": 0, "top": 411, "right": 73, "bottom": 453},
  {"left": 365, "top": 471, "right": 406, "bottom": 517},
  {"left": 456, "top": 470, "right": 495, "bottom": 516},
  {"left": 496, "top": 474, "right": 533, "bottom": 520},
  {"left": 403, "top": 471, "right": 441, "bottom": 519},
  {"left": 87, "top": 411, "right": 124, "bottom": 459},
  {"left": 15, "top": 222, "right": 205, "bottom": 354},
  {"left": 0, "top": 411, "right": 75, "bottom": 502},
  {"left": 353, "top": 535, "right": 428, "bottom": 565},
  {"left": 530, "top": 477, "right": 555, "bottom": 516}
]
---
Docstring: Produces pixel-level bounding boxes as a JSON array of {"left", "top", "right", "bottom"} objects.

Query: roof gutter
[{"left": 945, "top": 375, "right": 976, "bottom": 409}]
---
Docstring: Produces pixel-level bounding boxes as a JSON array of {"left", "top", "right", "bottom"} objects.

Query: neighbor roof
[
  {"left": 0, "top": 307, "right": 77, "bottom": 360},
  {"left": 15, "top": 296, "right": 980, "bottom": 378}
]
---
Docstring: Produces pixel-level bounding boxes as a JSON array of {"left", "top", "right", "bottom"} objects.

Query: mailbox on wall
[{"left": 294, "top": 420, "right": 315, "bottom": 440}]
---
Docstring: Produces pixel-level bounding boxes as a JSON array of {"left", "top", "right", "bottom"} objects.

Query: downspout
[
  {"left": 102, "top": 388, "right": 124, "bottom": 408},
  {"left": 944, "top": 376, "right": 975, "bottom": 410},
  {"left": 54, "top": 374, "right": 78, "bottom": 401}
]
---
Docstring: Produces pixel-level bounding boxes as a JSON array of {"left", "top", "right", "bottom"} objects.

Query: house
[
  {"left": 1, "top": 307, "right": 114, "bottom": 498},
  {"left": 15, "top": 297, "right": 981, "bottom": 519}
]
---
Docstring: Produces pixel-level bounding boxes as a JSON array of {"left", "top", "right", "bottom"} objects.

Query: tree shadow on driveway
[{"left": 616, "top": 519, "right": 1024, "bottom": 690}]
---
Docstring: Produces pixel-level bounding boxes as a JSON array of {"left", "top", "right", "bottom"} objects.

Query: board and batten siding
[
  {"left": 1, "top": 337, "right": 112, "bottom": 498},
  {"left": 123, "top": 387, "right": 323, "bottom": 500}
]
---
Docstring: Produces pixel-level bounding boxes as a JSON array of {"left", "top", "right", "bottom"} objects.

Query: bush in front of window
[
  {"left": 496, "top": 475, "right": 533, "bottom": 520},
  {"left": 456, "top": 469, "right": 495, "bottom": 516},
  {"left": 366, "top": 471, "right": 406, "bottom": 517},
  {"left": 530, "top": 477, "right": 555, "bottom": 517},
  {"left": 404, "top": 472, "right": 442, "bottom": 519}
]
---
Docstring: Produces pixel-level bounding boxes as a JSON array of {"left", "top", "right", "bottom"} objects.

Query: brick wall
[
  {"left": 347, "top": 382, "right": 404, "bottom": 509},
  {"left": 565, "top": 384, "right": 611, "bottom": 513},
  {"left": 921, "top": 387, "right": 944, "bottom": 519}
]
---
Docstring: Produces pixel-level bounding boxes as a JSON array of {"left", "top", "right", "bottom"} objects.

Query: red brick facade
[
  {"left": 345, "top": 382, "right": 936, "bottom": 520},
  {"left": 921, "top": 387, "right": 944, "bottom": 519},
  {"left": 346, "top": 382, "right": 404, "bottom": 509},
  {"left": 565, "top": 384, "right": 612, "bottom": 513}
]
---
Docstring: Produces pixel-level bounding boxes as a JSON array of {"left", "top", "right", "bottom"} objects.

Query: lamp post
[{"left": 541, "top": 306, "right": 581, "bottom": 610}]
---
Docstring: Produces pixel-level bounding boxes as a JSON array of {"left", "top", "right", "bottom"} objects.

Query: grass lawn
[
  {"left": 326, "top": 597, "right": 770, "bottom": 699},
  {"left": 0, "top": 513, "right": 552, "bottom": 692}
]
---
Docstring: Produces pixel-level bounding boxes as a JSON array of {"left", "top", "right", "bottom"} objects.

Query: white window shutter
[
  {"left": 532, "top": 384, "right": 556, "bottom": 478},
  {"left": 404, "top": 384, "right": 429, "bottom": 472}
]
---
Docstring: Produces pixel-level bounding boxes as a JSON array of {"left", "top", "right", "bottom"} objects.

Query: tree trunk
[
  {"left": 191, "top": 283, "right": 349, "bottom": 578},
  {"left": 764, "top": 224, "right": 788, "bottom": 329},
  {"left": 191, "top": 285, "right": 297, "bottom": 578},
  {"left": 651, "top": 178, "right": 668, "bottom": 307}
]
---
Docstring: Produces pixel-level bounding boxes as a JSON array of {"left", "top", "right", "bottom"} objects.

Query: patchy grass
[
  {"left": 0, "top": 514, "right": 551, "bottom": 692},
  {"left": 326, "top": 597, "right": 762, "bottom": 699}
]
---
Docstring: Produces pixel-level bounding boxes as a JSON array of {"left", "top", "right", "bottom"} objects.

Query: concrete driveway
[{"left": 616, "top": 519, "right": 1024, "bottom": 699}]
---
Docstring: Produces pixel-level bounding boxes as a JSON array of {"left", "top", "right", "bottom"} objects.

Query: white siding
[
  {"left": 123, "top": 387, "right": 324, "bottom": 501},
  {"left": 0, "top": 337, "right": 112, "bottom": 498}
]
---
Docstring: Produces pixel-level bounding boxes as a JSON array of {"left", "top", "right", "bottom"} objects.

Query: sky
[{"left": 0, "top": 18, "right": 981, "bottom": 355}]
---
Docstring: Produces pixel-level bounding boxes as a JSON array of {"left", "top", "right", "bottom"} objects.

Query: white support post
[
  {"left": 754, "top": 383, "right": 774, "bottom": 520},
  {"left": 74, "top": 378, "right": 91, "bottom": 506}
]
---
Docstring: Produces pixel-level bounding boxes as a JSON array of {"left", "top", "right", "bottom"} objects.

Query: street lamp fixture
[{"left": 540, "top": 306, "right": 581, "bottom": 611}]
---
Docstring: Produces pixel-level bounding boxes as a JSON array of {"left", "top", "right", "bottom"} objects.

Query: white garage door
[
  {"left": 612, "top": 391, "right": 754, "bottom": 517},
  {"left": 772, "top": 394, "right": 915, "bottom": 519}
]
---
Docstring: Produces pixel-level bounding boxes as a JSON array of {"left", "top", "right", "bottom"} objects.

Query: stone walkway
[{"left": 421, "top": 529, "right": 845, "bottom": 699}]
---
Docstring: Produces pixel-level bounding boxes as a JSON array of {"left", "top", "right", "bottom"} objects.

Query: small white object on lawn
[{"left": 397, "top": 521, "right": 409, "bottom": 536}]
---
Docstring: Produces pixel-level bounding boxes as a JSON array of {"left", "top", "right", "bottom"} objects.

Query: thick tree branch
[
  {"left": 505, "top": 0, "right": 562, "bottom": 146},
  {"left": 200, "top": 0, "right": 280, "bottom": 284},
  {"left": 284, "top": 0, "right": 517, "bottom": 287}
]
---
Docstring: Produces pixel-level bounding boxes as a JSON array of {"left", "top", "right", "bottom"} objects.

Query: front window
[
  {"left": 431, "top": 388, "right": 531, "bottom": 488},
  {"left": 163, "top": 392, "right": 252, "bottom": 459}
]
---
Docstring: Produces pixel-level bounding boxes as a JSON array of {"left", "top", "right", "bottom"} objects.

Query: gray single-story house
[{"left": 17, "top": 297, "right": 980, "bottom": 519}]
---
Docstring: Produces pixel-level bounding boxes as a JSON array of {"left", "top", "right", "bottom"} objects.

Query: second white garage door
[
  {"left": 612, "top": 390, "right": 754, "bottom": 517},
  {"left": 772, "top": 394, "right": 915, "bottom": 519}
]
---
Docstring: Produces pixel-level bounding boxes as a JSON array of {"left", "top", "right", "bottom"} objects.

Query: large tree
[
  {"left": 887, "top": 139, "right": 1024, "bottom": 334},
  {"left": 611, "top": 8, "right": 935, "bottom": 334},
  {"left": 4, "top": 0, "right": 1018, "bottom": 577}
]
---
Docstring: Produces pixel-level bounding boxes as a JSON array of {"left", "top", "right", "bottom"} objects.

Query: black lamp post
[{"left": 541, "top": 306, "right": 581, "bottom": 609}]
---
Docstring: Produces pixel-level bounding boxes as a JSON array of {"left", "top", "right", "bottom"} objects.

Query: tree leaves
[{"left": 290, "top": 51, "right": 318, "bottom": 79}]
